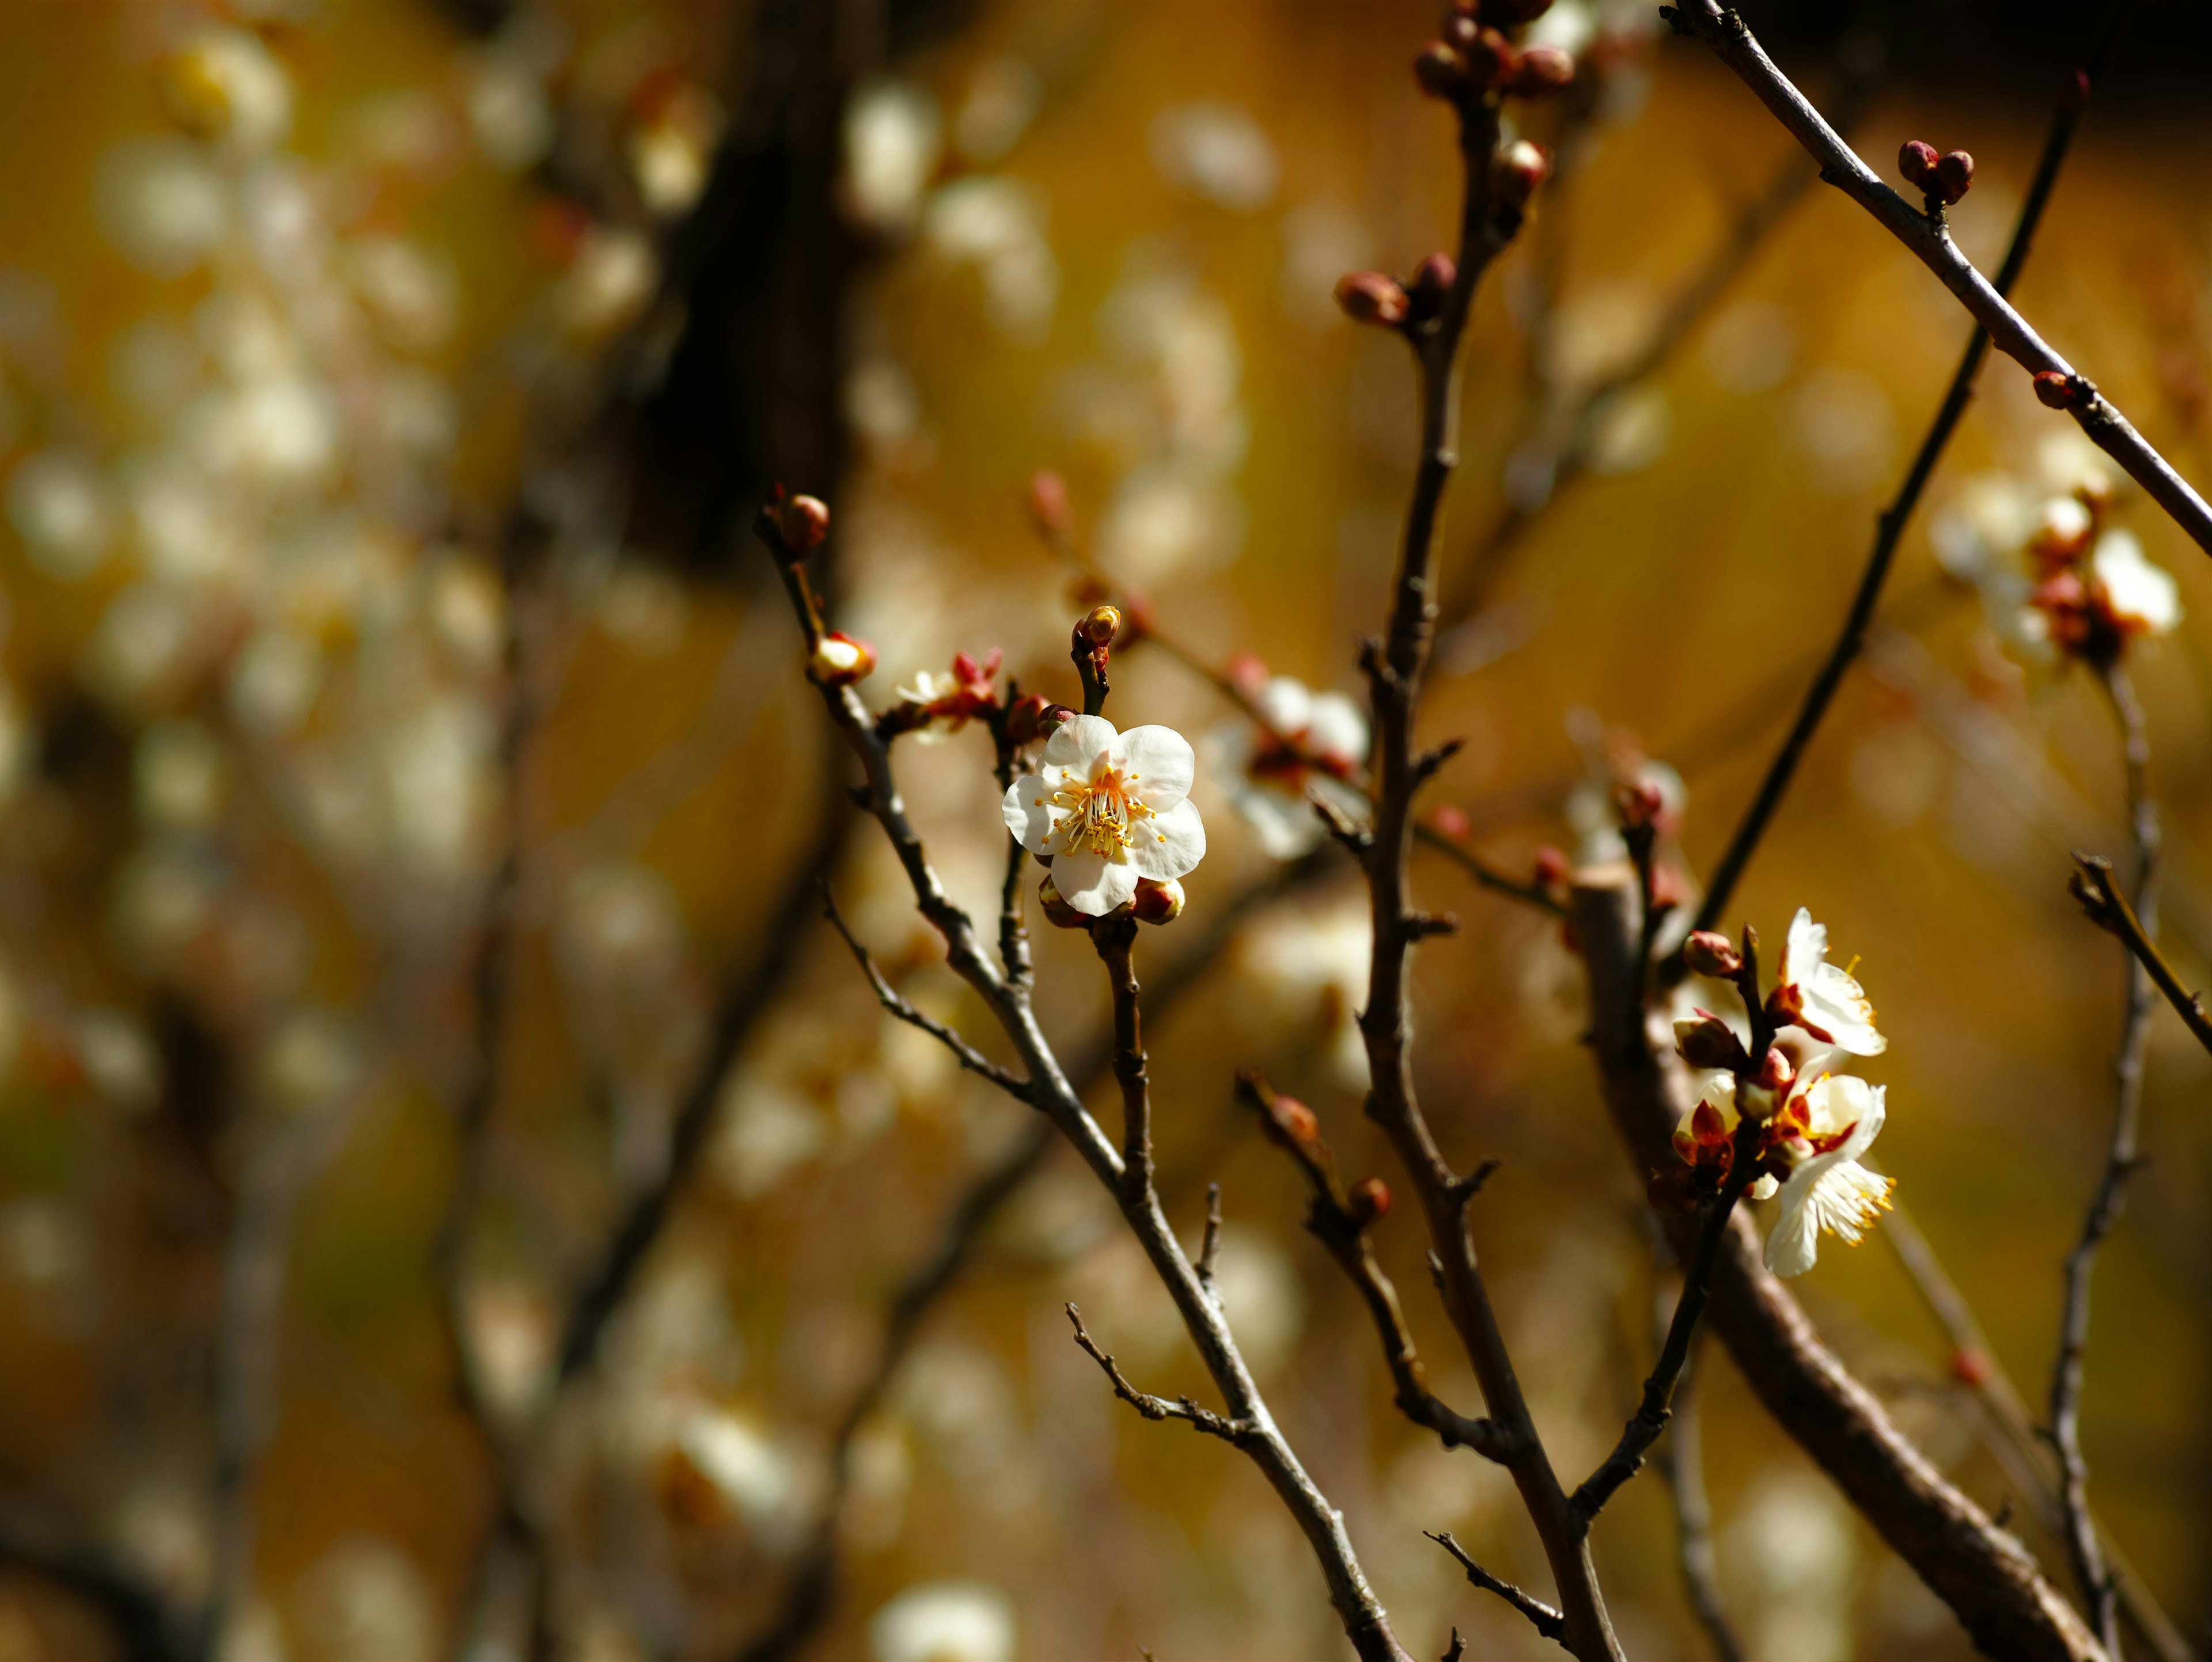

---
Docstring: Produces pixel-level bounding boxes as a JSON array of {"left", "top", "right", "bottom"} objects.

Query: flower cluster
[
  {"left": 1210, "top": 665, "right": 1369, "bottom": 859},
  {"left": 887, "top": 650, "right": 1004, "bottom": 743},
  {"left": 1658, "top": 909, "right": 1893, "bottom": 1278},
  {"left": 1934, "top": 442, "right": 2180, "bottom": 669}
]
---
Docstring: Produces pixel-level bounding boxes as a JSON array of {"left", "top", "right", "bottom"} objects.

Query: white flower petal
[
  {"left": 1305, "top": 692, "right": 1369, "bottom": 766},
  {"left": 1782, "top": 906, "right": 1823, "bottom": 989},
  {"left": 1118, "top": 724, "right": 1195, "bottom": 809},
  {"left": 1043, "top": 713, "right": 1116, "bottom": 773},
  {"left": 1765, "top": 1085, "right": 1889, "bottom": 1277},
  {"left": 1002, "top": 777, "right": 1058, "bottom": 852},
  {"left": 1804, "top": 964, "right": 1885, "bottom": 1056},
  {"left": 1128, "top": 796, "right": 1206, "bottom": 881},
  {"left": 1256, "top": 676, "right": 1313, "bottom": 733},
  {"left": 1053, "top": 850, "right": 1139, "bottom": 915}
]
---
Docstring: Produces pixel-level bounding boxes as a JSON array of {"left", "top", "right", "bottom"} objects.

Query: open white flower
[
  {"left": 1772, "top": 908, "right": 1884, "bottom": 1056},
  {"left": 1211, "top": 675, "right": 1367, "bottom": 858},
  {"left": 2090, "top": 530, "right": 2180, "bottom": 635},
  {"left": 1764, "top": 1073, "right": 1892, "bottom": 1278},
  {"left": 1002, "top": 715, "right": 1205, "bottom": 915}
]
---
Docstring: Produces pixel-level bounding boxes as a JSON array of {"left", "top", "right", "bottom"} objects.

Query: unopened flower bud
[
  {"left": 1407, "top": 252, "right": 1457, "bottom": 318},
  {"left": 1492, "top": 139, "right": 1550, "bottom": 208},
  {"left": 1267, "top": 1092, "right": 1321, "bottom": 1148},
  {"left": 1334, "top": 271, "right": 1411, "bottom": 327},
  {"left": 1674, "top": 1012, "right": 1749, "bottom": 1072},
  {"left": 1077, "top": 604, "right": 1122, "bottom": 647},
  {"left": 1753, "top": 1046, "right": 1793, "bottom": 1095},
  {"left": 2056, "top": 69, "right": 2092, "bottom": 112},
  {"left": 1616, "top": 779, "right": 1665, "bottom": 830},
  {"left": 1681, "top": 930, "right": 1742, "bottom": 978},
  {"left": 1038, "top": 876, "right": 1089, "bottom": 930},
  {"left": 1898, "top": 139, "right": 1940, "bottom": 192},
  {"left": 782, "top": 494, "right": 831, "bottom": 552},
  {"left": 1414, "top": 42, "right": 1468, "bottom": 99},
  {"left": 1933, "top": 149, "right": 1974, "bottom": 205},
  {"left": 1346, "top": 1176, "right": 1392, "bottom": 1229},
  {"left": 1444, "top": 12, "right": 1481, "bottom": 50},
  {"left": 1506, "top": 44, "right": 1574, "bottom": 98},
  {"left": 1461, "top": 26, "right": 1515, "bottom": 85},
  {"left": 1132, "top": 877, "right": 1185, "bottom": 926},
  {"left": 1534, "top": 846, "right": 1570, "bottom": 889},
  {"left": 1948, "top": 1346, "right": 1994, "bottom": 1388},
  {"left": 1429, "top": 804, "right": 1471, "bottom": 841},
  {"left": 1004, "top": 693, "right": 1054, "bottom": 747},
  {"left": 2033, "top": 370, "right": 2089, "bottom": 412},
  {"left": 1028, "top": 470, "right": 1073, "bottom": 542},
  {"left": 808, "top": 631, "right": 874, "bottom": 687}
]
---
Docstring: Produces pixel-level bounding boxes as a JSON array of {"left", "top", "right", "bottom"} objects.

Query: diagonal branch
[
  {"left": 822, "top": 886, "right": 1032, "bottom": 1101},
  {"left": 1570, "top": 864, "right": 2107, "bottom": 1662},
  {"left": 1426, "top": 1531, "right": 1566, "bottom": 1644},
  {"left": 1691, "top": 56, "right": 2106, "bottom": 936},
  {"left": 2070, "top": 854, "right": 2212, "bottom": 1057},
  {"left": 1662, "top": 2, "right": 2212, "bottom": 555},
  {"left": 1067, "top": 1304, "right": 1255, "bottom": 1443}
]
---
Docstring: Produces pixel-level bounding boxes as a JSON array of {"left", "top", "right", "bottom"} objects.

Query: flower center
[{"left": 1047, "top": 762, "right": 1157, "bottom": 860}]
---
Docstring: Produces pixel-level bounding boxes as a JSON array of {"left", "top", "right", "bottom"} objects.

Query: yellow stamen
[{"left": 1047, "top": 758, "right": 1156, "bottom": 860}]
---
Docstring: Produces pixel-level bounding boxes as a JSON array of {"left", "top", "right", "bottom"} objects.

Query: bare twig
[
  {"left": 1197, "top": 1180, "right": 1224, "bottom": 1297},
  {"left": 823, "top": 886, "right": 1032, "bottom": 1101},
  {"left": 1425, "top": 1531, "right": 1566, "bottom": 1644},
  {"left": 2071, "top": 854, "right": 2212, "bottom": 1057},
  {"left": 1662, "top": 2, "right": 2212, "bottom": 554},
  {"left": 1414, "top": 822, "right": 1563, "bottom": 914},
  {"left": 2050, "top": 663, "right": 2157, "bottom": 1659},
  {"left": 1570, "top": 865, "right": 2105, "bottom": 1662},
  {"left": 1652, "top": 1343, "right": 1745, "bottom": 1662},
  {"left": 1236, "top": 1071, "right": 1514, "bottom": 1463},
  {"left": 1573, "top": 1145, "right": 1755, "bottom": 1521},
  {"left": 1066, "top": 1304, "right": 1253, "bottom": 1443},
  {"left": 1690, "top": 21, "right": 2112, "bottom": 937}
]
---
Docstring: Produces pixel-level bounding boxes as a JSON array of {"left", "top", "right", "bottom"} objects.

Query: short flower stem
[
  {"left": 1092, "top": 918, "right": 1152, "bottom": 1205},
  {"left": 1573, "top": 1141, "right": 1756, "bottom": 1521}
]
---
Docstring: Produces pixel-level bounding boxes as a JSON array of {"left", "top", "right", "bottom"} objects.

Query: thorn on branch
[
  {"left": 1412, "top": 737, "right": 1466, "bottom": 786},
  {"left": 1426, "top": 1531, "right": 1566, "bottom": 1642},
  {"left": 1448, "top": 1159, "right": 1503, "bottom": 1209},
  {"left": 1310, "top": 789, "right": 1374, "bottom": 855},
  {"left": 1198, "top": 1182, "right": 1224, "bottom": 1300},
  {"left": 1065, "top": 1304, "right": 1251, "bottom": 1444},
  {"left": 1405, "top": 910, "right": 1460, "bottom": 940}
]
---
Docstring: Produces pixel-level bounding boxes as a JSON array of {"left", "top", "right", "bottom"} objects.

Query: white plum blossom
[
  {"left": 1764, "top": 1073, "right": 1892, "bottom": 1278},
  {"left": 869, "top": 1581, "right": 1016, "bottom": 1662},
  {"left": 1002, "top": 715, "right": 1205, "bottom": 916},
  {"left": 1211, "top": 675, "right": 1367, "bottom": 858},
  {"left": 2090, "top": 530, "right": 2180, "bottom": 635},
  {"left": 1772, "top": 907, "right": 1885, "bottom": 1056}
]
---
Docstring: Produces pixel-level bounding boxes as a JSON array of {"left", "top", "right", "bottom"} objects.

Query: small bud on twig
[
  {"left": 1933, "top": 149, "right": 1974, "bottom": 205},
  {"left": 1460, "top": 26, "right": 1514, "bottom": 86},
  {"left": 1682, "top": 930, "right": 1742, "bottom": 978},
  {"left": 1039, "top": 876, "right": 1090, "bottom": 930},
  {"left": 1414, "top": 41, "right": 1468, "bottom": 100},
  {"left": 1078, "top": 604, "right": 1122, "bottom": 648},
  {"left": 1132, "top": 877, "right": 1185, "bottom": 926},
  {"left": 1346, "top": 1176, "right": 1392, "bottom": 1230},
  {"left": 2056, "top": 69, "right": 2091, "bottom": 112},
  {"left": 808, "top": 631, "right": 875, "bottom": 687},
  {"left": 781, "top": 494, "right": 831, "bottom": 553},
  {"left": 1406, "top": 253, "right": 1457, "bottom": 322},
  {"left": 2034, "top": 370, "right": 2092, "bottom": 412},
  {"left": 1673, "top": 1012, "right": 1749, "bottom": 1072},
  {"left": 1506, "top": 44, "right": 1574, "bottom": 99},
  {"left": 1898, "top": 140, "right": 1940, "bottom": 192},
  {"left": 1334, "top": 271, "right": 1412, "bottom": 327},
  {"left": 1491, "top": 139, "right": 1551, "bottom": 210}
]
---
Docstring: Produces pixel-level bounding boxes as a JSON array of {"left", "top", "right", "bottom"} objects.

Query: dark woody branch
[
  {"left": 1066, "top": 1304, "right": 1256, "bottom": 1444},
  {"left": 2070, "top": 854, "right": 2212, "bottom": 1057},
  {"left": 1662, "top": 1, "right": 2212, "bottom": 555},
  {"left": 1570, "top": 866, "right": 2107, "bottom": 1662},
  {"left": 1426, "top": 1531, "right": 1566, "bottom": 1645}
]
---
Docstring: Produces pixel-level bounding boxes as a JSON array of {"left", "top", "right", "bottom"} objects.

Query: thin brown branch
[
  {"left": 2071, "top": 854, "right": 2212, "bottom": 1057},
  {"left": 1570, "top": 865, "right": 2105, "bottom": 1662},
  {"left": 1414, "top": 822, "right": 1563, "bottom": 914},
  {"left": 1066, "top": 1304, "right": 1254, "bottom": 1443},
  {"left": 1426, "top": 1531, "right": 1566, "bottom": 1644},
  {"left": 1573, "top": 1144, "right": 1755, "bottom": 1521},
  {"left": 1690, "top": 25, "right": 2112, "bottom": 937},
  {"left": 1651, "top": 1344, "right": 1745, "bottom": 1662},
  {"left": 1197, "top": 1180, "right": 1224, "bottom": 1297},
  {"left": 1355, "top": 59, "right": 1623, "bottom": 1662},
  {"left": 1236, "top": 1071, "right": 1515, "bottom": 1463},
  {"left": 822, "top": 885, "right": 1032, "bottom": 1101},
  {"left": 2050, "top": 663, "right": 2157, "bottom": 1659},
  {"left": 1880, "top": 1205, "right": 2190, "bottom": 1662},
  {"left": 1664, "top": 2, "right": 2212, "bottom": 555},
  {"left": 1092, "top": 918, "right": 1153, "bottom": 1202}
]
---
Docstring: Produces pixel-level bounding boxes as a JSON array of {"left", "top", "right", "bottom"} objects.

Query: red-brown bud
[
  {"left": 1038, "top": 876, "right": 1089, "bottom": 930},
  {"left": 1268, "top": 1093, "right": 1321, "bottom": 1147},
  {"left": 1461, "top": 26, "right": 1515, "bottom": 85},
  {"left": 808, "top": 631, "right": 874, "bottom": 687},
  {"left": 1003, "top": 692, "right": 1055, "bottom": 747},
  {"left": 1131, "top": 877, "right": 1185, "bottom": 926},
  {"left": 2056, "top": 69, "right": 2092, "bottom": 113},
  {"left": 1933, "top": 149, "right": 1974, "bottom": 206},
  {"left": 1506, "top": 44, "right": 1574, "bottom": 98},
  {"left": 1334, "top": 271, "right": 1411, "bottom": 327},
  {"left": 1616, "top": 779, "right": 1665, "bottom": 830},
  {"left": 1534, "top": 846, "right": 1570, "bottom": 889},
  {"left": 2033, "top": 370, "right": 2088, "bottom": 411},
  {"left": 1414, "top": 42, "right": 1468, "bottom": 100},
  {"left": 1077, "top": 604, "right": 1122, "bottom": 647},
  {"left": 782, "top": 494, "right": 831, "bottom": 552},
  {"left": 1444, "top": 12, "right": 1480, "bottom": 50},
  {"left": 1948, "top": 1346, "right": 1994, "bottom": 1388},
  {"left": 1491, "top": 139, "right": 1550, "bottom": 209},
  {"left": 1028, "top": 470, "right": 1073, "bottom": 543},
  {"left": 1674, "top": 1012, "right": 1749, "bottom": 1072},
  {"left": 1407, "top": 252, "right": 1457, "bottom": 318},
  {"left": 1428, "top": 804, "right": 1471, "bottom": 841},
  {"left": 1346, "top": 1176, "right": 1392, "bottom": 1229},
  {"left": 1681, "top": 930, "right": 1742, "bottom": 979},
  {"left": 1753, "top": 1046, "right": 1794, "bottom": 1096},
  {"left": 1898, "top": 139, "right": 1940, "bottom": 192}
]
